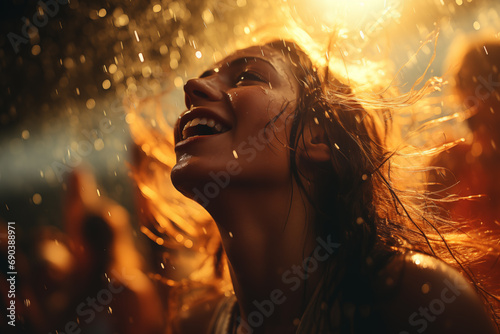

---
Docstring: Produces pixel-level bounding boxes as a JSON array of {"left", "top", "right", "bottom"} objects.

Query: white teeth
[
  {"left": 181, "top": 117, "right": 228, "bottom": 140},
  {"left": 182, "top": 120, "right": 192, "bottom": 132}
]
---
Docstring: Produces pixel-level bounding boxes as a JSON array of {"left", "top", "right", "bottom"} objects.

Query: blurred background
[{"left": 0, "top": 0, "right": 499, "bottom": 333}]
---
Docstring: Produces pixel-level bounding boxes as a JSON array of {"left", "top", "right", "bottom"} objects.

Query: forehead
[{"left": 223, "top": 45, "right": 285, "bottom": 62}]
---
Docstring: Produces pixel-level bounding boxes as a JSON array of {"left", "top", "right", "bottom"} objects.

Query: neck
[{"left": 205, "top": 181, "right": 328, "bottom": 333}]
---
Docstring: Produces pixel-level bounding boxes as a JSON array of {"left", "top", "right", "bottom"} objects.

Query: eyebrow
[{"left": 199, "top": 56, "right": 277, "bottom": 78}]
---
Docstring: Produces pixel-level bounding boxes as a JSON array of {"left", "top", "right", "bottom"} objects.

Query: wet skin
[{"left": 171, "top": 45, "right": 300, "bottom": 200}]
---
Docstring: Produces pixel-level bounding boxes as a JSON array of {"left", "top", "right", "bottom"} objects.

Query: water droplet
[
  {"left": 31, "top": 45, "right": 41, "bottom": 56},
  {"left": 94, "top": 139, "right": 104, "bottom": 151},
  {"left": 159, "top": 45, "right": 168, "bottom": 55},
  {"left": 86, "top": 98, "right": 96, "bottom": 109},
  {"left": 32, "top": 193, "right": 42, "bottom": 205},
  {"left": 202, "top": 9, "right": 214, "bottom": 24},
  {"left": 174, "top": 76, "right": 184, "bottom": 88},
  {"left": 102, "top": 79, "right": 111, "bottom": 89},
  {"left": 153, "top": 4, "right": 162, "bottom": 13},
  {"left": 21, "top": 130, "right": 30, "bottom": 140}
]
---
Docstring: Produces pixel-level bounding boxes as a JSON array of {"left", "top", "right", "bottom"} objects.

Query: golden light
[
  {"left": 153, "top": 4, "right": 162, "bottom": 13},
  {"left": 289, "top": 0, "right": 403, "bottom": 34},
  {"left": 40, "top": 240, "right": 73, "bottom": 272},
  {"left": 102, "top": 79, "right": 111, "bottom": 89},
  {"left": 32, "top": 193, "right": 42, "bottom": 205}
]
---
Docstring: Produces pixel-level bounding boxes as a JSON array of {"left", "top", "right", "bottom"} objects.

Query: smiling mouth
[{"left": 181, "top": 117, "right": 230, "bottom": 141}]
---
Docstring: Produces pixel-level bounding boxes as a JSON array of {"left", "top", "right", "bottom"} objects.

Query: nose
[{"left": 183, "top": 76, "right": 224, "bottom": 108}]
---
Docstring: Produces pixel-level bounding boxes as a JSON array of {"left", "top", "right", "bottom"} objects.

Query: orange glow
[{"left": 289, "top": 0, "right": 403, "bottom": 33}]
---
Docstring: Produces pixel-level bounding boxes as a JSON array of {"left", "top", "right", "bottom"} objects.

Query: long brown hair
[{"left": 263, "top": 37, "right": 500, "bottom": 331}]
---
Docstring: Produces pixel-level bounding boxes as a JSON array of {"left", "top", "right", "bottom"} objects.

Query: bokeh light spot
[
  {"left": 32, "top": 193, "right": 42, "bottom": 205},
  {"left": 86, "top": 98, "right": 96, "bottom": 109},
  {"left": 102, "top": 79, "right": 111, "bottom": 89},
  {"left": 21, "top": 130, "right": 30, "bottom": 140},
  {"left": 31, "top": 45, "right": 41, "bottom": 56}
]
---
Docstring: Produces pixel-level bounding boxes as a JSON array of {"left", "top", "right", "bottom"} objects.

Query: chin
[
  {"left": 171, "top": 156, "right": 219, "bottom": 205},
  {"left": 171, "top": 159, "right": 197, "bottom": 198}
]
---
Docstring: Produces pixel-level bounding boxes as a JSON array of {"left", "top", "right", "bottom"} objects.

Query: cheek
[
  {"left": 230, "top": 87, "right": 293, "bottom": 141},
  {"left": 227, "top": 88, "right": 294, "bottom": 183}
]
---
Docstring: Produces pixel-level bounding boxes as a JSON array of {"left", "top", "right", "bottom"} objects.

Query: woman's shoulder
[{"left": 375, "top": 251, "right": 498, "bottom": 334}]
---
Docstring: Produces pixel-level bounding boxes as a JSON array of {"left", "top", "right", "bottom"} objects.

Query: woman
[
  {"left": 430, "top": 37, "right": 500, "bottom": 236},
  {"left": 132, "top": 37, "right": 500, "bottom": 333},
  {"left": 429, "top": 36, "right": 500, "bottom": 295}
]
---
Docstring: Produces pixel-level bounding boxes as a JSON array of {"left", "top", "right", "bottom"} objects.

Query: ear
[{"left": 298, "top": 120, "right": 331, "bottom": 163}]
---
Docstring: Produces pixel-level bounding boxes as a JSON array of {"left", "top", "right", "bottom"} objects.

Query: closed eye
[{"left": 236, "top": 71, "right": 267, "bottom": 85}]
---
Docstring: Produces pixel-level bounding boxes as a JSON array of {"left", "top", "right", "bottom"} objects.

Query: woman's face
[{"left": 171, "top": 45, "right": 300, "bottom": 202}]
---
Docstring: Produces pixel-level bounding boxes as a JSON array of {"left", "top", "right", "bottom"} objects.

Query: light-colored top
[
  {"left": 207, "top": 294, "right": 238, "bottom": 334},
  {"left": 207, "top": 283, "right": 332, "bottom": 334}
]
